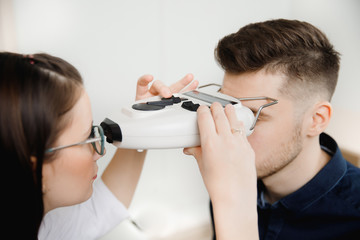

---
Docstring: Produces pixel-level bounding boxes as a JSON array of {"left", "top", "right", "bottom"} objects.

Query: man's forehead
[
  {"left": 221, "top": 70, "right": 285, "bottom": 98},
  {"left": 221, "top": 71, "right": 286, "bottom": 114}
]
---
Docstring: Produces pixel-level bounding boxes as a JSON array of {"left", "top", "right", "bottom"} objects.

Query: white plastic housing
[{"left": 106, "top": 90, "right": 254, "bottom": 149}]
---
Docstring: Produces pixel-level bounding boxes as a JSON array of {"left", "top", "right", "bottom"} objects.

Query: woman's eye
[{"left": 89, "top": 128, "right": 95, "bottom": 138}]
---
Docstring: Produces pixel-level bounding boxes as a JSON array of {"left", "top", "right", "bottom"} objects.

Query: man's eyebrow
[
  {"left": 248, "top": 106, "right": 271, "bottom": 117},
  {"left": 248, "top": 106, "right": 258, "bottom": 113}
]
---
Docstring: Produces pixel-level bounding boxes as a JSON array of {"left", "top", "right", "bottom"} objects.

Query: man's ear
[{"left": 306, "top": 101, "right": 332, "bottom": 137}]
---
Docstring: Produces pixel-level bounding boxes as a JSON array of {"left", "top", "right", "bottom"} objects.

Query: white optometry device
[{"left": 100, "top": 84, "right": 277, "bottom": 149}]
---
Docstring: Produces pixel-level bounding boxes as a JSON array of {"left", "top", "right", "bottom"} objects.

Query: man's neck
[{"left": 261, "top": 136, "right": 331, "bottom": 204}]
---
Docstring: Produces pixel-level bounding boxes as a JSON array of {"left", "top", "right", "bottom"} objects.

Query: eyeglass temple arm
[
  {"left": 46, "top": 137, "right": 101, "bottom": 153},
  {"left": 236, "top": 97, "right": 278, "bottom": 130},
  {"left": 198, "top": 83, "right": 222, "bottom": 89}
]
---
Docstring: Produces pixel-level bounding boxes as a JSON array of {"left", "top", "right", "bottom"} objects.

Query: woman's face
[{"left": 42, "top": 89, "right": 102, "bottom": 213}]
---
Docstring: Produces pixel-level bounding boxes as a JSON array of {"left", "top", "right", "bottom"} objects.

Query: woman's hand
[
  {"left": 184, "top": 103, "right": 256, "bottom": 199},
  {"left": 184, "top": 103, "right": 258, "bottom": 239},
  {"left": 135, "top": 73, "right": 198, "bottom": 101},
  {"left": 103, "top": 73, "right": 198, "bottom": 208}
]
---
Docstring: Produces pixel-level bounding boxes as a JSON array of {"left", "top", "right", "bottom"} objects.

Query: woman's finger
[
  {"left": 169, "top": 73, "right": 195, "bottom": 93},
  {"left": 135, "top": 75, "right": 154, "bottom": 100},
  {"left": 148, "top": 80, "right": 172, "bottom": 98},
  {"left": 197, "top": 105, "right": 217, "bottom": 139},
  {"left": 210, "top": 102, "right": 232, "bottom": 136},
  {"left": 224, "top": 104, "right": 246, "bottom": 139},
  {"left": 180, "top": 79, "right": 199, "bottom": 93}
]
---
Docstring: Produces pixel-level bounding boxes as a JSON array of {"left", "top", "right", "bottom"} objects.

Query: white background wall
[{"left": 1, "top": 0, "right": 359, "bottom": 239}]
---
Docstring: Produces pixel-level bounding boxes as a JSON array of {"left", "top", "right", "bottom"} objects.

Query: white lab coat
[{"left": 38, "top": 179, "right": 129, "bottom": 240}]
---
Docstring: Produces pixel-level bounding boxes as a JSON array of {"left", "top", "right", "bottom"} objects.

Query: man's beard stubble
[{"left": 256, "top": 123, "right": 303, "bottom": 179}]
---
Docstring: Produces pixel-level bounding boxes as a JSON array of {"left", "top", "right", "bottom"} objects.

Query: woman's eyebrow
[{"left": 84, "top": 121, "right": 93, "bottom": 137}]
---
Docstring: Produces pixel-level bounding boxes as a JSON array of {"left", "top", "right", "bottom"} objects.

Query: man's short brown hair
[{"left": 215, "top": 19, "right": 340, "bottom": 102}]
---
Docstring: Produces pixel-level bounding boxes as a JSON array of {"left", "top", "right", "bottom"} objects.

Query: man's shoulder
[
  {"left": 345, "top": 160, "right": 360, "bottom": 176},
  {"left": 321, "top": 133, "right": 360, "bottom": 200},
  {"left": 330, "top": 160, "right": 360, "bottom": 209},
  {"left": 342, "top": 160, "right": 360, "bottom": 187}
]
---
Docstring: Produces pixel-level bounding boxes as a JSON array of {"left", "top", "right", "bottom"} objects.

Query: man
[{"left": 208, "top": 19, "right": 360, "bottom": 239}]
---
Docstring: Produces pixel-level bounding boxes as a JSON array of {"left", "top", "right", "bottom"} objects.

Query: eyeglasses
[
  {"left": 46, "top": 125, "right": 105, "bottom": 155},
  {"left": 198, "top": 83, "right": 278, "bottom": 130}
]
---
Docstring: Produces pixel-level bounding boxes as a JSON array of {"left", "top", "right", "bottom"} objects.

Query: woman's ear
[
  {"left": 306, "top": 101, "right": 333, "bottom": 137},
  {"left": 30, "top": 156, "right": 37, "bottom": 172}
]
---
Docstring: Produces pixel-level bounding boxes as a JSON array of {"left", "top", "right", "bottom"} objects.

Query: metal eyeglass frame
[
  {"left": 198, "top": 83, "right": 278, "bottom": 130},
  {"left": 46, "top": 125, "right": 105, "bottom": 155}
]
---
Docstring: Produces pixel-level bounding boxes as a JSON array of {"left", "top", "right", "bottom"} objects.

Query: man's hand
[{"left": 135, "top": 73, "right": 198, "bottom": 101}]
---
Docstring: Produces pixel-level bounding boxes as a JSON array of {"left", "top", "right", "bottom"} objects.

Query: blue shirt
[
  {"left": 210, "top": 133, "right": 360, "bottom": 239},
  {"left": 257, "top": 133, "right": 360, "bottom": 239}
]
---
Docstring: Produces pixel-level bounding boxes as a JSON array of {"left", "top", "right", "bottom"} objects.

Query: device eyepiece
[{"left": 100, "top": 118, "right": 122, "bottom": 143}]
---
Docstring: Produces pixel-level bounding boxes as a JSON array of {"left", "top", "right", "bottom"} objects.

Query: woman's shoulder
[{"left": 38, "top": 179, "right": 129, "bottom": 240}]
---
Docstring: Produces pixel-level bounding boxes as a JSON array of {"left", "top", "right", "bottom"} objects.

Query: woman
[{"left": 0, "top": 52, "right": 258, "bottom": 239}]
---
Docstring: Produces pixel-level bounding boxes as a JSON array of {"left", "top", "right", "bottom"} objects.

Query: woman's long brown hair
[{"left": 0, "top": 52, "right": 83, "bottom": 238}]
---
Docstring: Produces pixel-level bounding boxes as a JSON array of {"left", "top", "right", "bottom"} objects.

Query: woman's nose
[{"left": 93, "top": 148, "right": 105, "bottom": 161}]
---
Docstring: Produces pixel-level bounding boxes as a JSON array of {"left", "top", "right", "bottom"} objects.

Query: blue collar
[{"left": 258, "top": 133, "right": 347, "bottom": 211}]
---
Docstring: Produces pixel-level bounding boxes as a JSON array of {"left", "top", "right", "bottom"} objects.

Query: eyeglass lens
[{"left": 91, "top": 126, "right": 104, "bottom": 155}]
